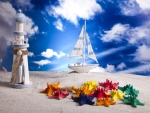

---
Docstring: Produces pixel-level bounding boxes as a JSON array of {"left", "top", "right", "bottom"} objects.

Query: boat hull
[{"left": 68, "top": 64, "right": 99, "bottom": 73}]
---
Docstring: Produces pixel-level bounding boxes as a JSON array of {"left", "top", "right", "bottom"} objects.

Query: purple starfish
[{"left": 72, "top": 93, "right": 95, "bottom": 106}]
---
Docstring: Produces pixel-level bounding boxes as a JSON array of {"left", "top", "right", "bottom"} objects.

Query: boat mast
[{"left": 83, "top": 21, "right": 86, "bottom": 65}]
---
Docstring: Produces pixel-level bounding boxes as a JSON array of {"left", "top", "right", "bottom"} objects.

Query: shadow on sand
[
  {"left": 0, "top": 81, "right": 10, "bottom": 88},
  {"left": 68, "top": 71, "right": 78, "bottom": 74}
]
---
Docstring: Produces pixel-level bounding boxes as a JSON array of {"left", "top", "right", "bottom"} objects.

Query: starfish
[
  {"left": 96, "top": 97, "right": 116, "bottom": 107},
  {"left": 72, "top": 85, "right": 96, "bottom": 97},
  {"left": 90, "top": 88, "right": 110, "bottom": 99},
  {"left": 40, "top": 82, "right": 60, "bottom": 96},
  {"left": 99, "top": 79, "right": 119, "bottom": 91},
  {"left": 118, "top": 84, "right": 132, "bottom": 92},
  {"left": 123, "top": 95, "right": 144, "bottom": 107},
  {"left": 118, "top": 84, "right": 139, "bottom": 96},
  {"left": 84, "top": 81, "right": 98, "bottom": 91},
  {"left": 110, "top": 89, "right": 125, "bottom": 100},
  {"left": 72, "top": 93, "right": 95, "bottom": 106},
  {"left": 81, "top": 84, "right": 96, "bottom": 95},
  {"left": 72, "top": 86, "right": 82, "bottom": 98},
  {"left": 49, "top": 89, "right": 69, "bottom": 100},
  {"left": 125, "top": 87, "right": 139, "bottom": 96}
]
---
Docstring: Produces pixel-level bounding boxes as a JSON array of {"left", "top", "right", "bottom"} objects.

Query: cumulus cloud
[
  {"left": 119, "top": 0, "right": 150, "bottom": 16},
  {"left": 134, "top": 45, "right": 150, "bottom": 61},
  {"left": 117, "top": 62, "right": 126, "bottom": 70},
  {"left": 136, "top": 0, "right": 150, "bottom": 9},
  {"left": 33, "top": 60, "right": 51, "bottom": 66},
  {"left": 41, "top": 49, "right": 66, "bottom": 59},
  {"left": 101, "top": 22, "right": 150, "bottom": 46},
  {"left": 119, "top": 0, "right": 141, "bottom": 16},
  {"left": 28, "top": 52, "right": 34, "bottom": 57},
  {"left": 105, "top": 64, "right": 115, "bottom": 72},
  {"left": 89, "top": 66, "right": 106, "bottom": 72},
  {"left": 24, "top": 17, "right": 38, "bottom": 37},
  {"left": 126, "top": 24, "right": 150, "bottom": 45},
  {"left": 53, "top": 19, "right": 64, "bottom": 31},
  {"left": 47, "top": 0, "right": 103, "bottom": 25},
  {"left": 101, "top": 23, "right": 129, "bottom": 42}
]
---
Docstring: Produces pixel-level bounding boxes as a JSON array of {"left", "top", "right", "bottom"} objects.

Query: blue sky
[{"left": 0, "top": 0, "right": 150, "bottom": 75}]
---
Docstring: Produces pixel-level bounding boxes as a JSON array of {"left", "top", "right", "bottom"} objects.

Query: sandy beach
[{"left": 0, "top": 71, "right": 150, "bottom": 113}]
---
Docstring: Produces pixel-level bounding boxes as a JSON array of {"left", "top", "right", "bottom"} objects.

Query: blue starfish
[{"left": 72, "top": 93, "right": 95, "bottom": 106}]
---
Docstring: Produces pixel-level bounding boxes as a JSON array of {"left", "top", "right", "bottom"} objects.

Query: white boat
[{"left": 68, "top": 21, "right": 99, "bottom": 73}]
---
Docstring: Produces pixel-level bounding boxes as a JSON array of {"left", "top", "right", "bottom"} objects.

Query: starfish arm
[
  {"left": 123, "top": 99, "right": 131, "bottom": 104},
  {"left": 72, "top": 96, "right": 80, "bottom": 102},
  {"left": 136, "top": 100, "right": 145, "bottom": 106},
  {"left": 96, "top": 99, "right": 104, "bottom": 106}
]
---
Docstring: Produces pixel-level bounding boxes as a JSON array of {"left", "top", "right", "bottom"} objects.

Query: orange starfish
[
  {"left": 40, "top": 82, "right": 60, "bottom": 96},
  {"left": 96, "top": 97, "right": 116, "bottom": 107},
  {"left": 72, "top": 86, "right": 81, "bottom": 98}
]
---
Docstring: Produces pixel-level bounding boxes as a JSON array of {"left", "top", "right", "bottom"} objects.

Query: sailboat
[{"left": 68, "top": 21, "right": 99, "bottom": 73}]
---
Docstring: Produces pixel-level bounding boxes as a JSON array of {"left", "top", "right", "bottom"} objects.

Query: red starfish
[
  {"left": 49, "top": 89, "right": 69, "bottom": 100},
  {"left": 90, "top": 88, "right": 110, "bottom": 99},
  {"left": 99, "top": 79, "right": 119, "bottom": 90}
]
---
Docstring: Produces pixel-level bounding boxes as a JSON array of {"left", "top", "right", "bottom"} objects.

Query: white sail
[
  {"left": 86, "top": 33, "right": 98, "bottom": 63},
  {"left": 70, "top": 26, "right": 84, "bottom": 57}
]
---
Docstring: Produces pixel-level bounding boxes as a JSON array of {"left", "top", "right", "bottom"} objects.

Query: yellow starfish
[
  {"left": 81, "top": 85, "right": 96, "bottom": 95},
  {"left": 40, "top": 82, "right": 60, "bottom": 96},
  {"left": 110, "top": 89, "right": 125, "bottom": 100},
  {"left": 96, "top": 97, "right": 116, "bottom": 107},
  {"left": 84, "top": 81, "right": 98, "bottom": 91}
]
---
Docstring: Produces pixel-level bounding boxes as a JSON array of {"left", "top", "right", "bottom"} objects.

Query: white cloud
[
  {"left": 24, "top": 17, "right": 38, "bottom": 36},
  {"left": 136, "top": 0, "right": 150, "bottom": 9},
  {"left": 117, "top": 62, "right": 126, "bottom": 70},
  {"left": 41, "top": 49, "right": 66, "bottom": 59},
  {"left": 0, "top": 2, "right": 16, "bottom": 45},
  {"left": 14, "top": 0, "right": 34, "bottom": 10},
  {"left": 89, "top": 66, "right": 106, "bottom": 72},
  {"left": 134, "top": 45, "right": 150, "bottom": 61},
  {"left": 119, "top": 0, "right": 141, "bottom": 16},
  {"left": 105, "top": 64, "right": 115, "bottom": 72},
  {"left": 119, "top": 0, "right": 150, "bottom": 16},
  {"left": 33, "top": 60, "right": 51, "bottom": 66},
  {"left": 53, "top": 19, "right": 64, "bottom": 31},
  {"left": 28, "top": 52, "right": 34, "bottom": 57},
  {"left": 101, "top": 22, "right": 150, "bottom": 46},
  {"left": 101, "top": 23, "right": 129, "bottom": 42},
  {"left": 118, "top": 63, "right": 150, "bottom": 74},
  {"left": 126, "top": 25, "right": 150, "bottom": 45},
  {"left": 96, "top": 46, "right": 126, "bottom": 58},
  {"left": 47, "top": 0, "right": 103, "bottom": 25}
]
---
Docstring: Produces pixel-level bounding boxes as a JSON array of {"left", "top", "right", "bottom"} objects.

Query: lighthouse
[{"left": 10, "top": 9, "right": 32, "bottom": 88}]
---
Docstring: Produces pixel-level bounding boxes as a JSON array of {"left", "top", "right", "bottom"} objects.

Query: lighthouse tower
[{"left": 10, "top": 9, "right": 32, "bottom": 88}]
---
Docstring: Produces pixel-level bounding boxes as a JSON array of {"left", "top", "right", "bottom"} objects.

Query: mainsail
[
  {"left": 86, "top": 33, "right": 98, "bottom": 63},
  {"left": 70, "top": 26, "right": 84, "bottom": 57}
]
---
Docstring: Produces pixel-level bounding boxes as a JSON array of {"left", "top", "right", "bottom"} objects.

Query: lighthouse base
[{"left": 9, "top": 81, "right": 32, "bottom": 89}]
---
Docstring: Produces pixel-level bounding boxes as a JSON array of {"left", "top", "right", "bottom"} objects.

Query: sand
[{"left": 0, "top": 71, "right": 150, "bottom": 113}]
